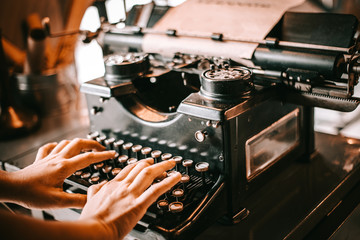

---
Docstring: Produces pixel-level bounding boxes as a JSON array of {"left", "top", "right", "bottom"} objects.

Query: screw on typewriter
[{"left": 200, "top": 64, "right": 254, "bottom": 101}]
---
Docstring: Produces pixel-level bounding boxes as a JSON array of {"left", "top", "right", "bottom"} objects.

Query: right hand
[{"left": 79, "top": 158, "right": 181, "bottom": 240}]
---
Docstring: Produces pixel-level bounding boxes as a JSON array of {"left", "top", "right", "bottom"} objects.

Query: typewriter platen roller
[{"left": 66, "top": 3, "right": 360, "bottom": 240}]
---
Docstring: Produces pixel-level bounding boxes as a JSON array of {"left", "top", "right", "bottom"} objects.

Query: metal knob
[{"left": 195, "top": 130, "right": 208, "bottom": 142}]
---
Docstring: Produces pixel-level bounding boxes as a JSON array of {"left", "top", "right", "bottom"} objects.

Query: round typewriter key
[
  {"left": 94, "top": 162, "right": 104, "bottom": 170},
  {"left": 102, "top": 165, "right": 113, "bottom": 174},
  {"left": 183, "top": 159, "right": 193, "bottom": 175},
  {"left": 167, "top": 170, "right": 178, "bottom": 177},
  {"left": 80, "top": 172, "right": 91, "bottom": 180},
  {"left": 195, "top": 162, "right": 209, "bottom": 172},
  {"left": 169, "top": 202, "right": 183, "bottom": 213},
  {"left": 157, "top": 199, "right": 169, "bottom": 210},
  {"left": 151, "top": 150, "right": 162, "bottom": 163},
  {"left": 172, "top": 156, "right": 183, "bottom": 164},
  {"left": 117, "top": 155, "right": 128, "bottom": 165},
  {"left": 105, "top": 138, "right": 116, "bottom": 150},
  {"left": 195, "top": 162, "right": 209, "bottom": 186},
  {"left": 87, "top": 131, "right": 99, "bottom": 140},
  {"left": 89, "top": 174, "right": 100, "bottom": 184},
  {"left": 161, "top": 153, "right": 172, "bottom": 161},
  {"left": 132, "top": 145, "right": 142, "bottom": 159},
  {"left": 111, "top": 168, "right": 122, "bottom": 177},
  {"left": 123, "top": 142, "right": 133, "bottom": 156},
  {"left": 182, "top": 159, "right": 193, "bottom": 167},
  {"left": 111, "top": 152, "right": 119, "bottom": 166},
  {"left": 123, "top": 142, "right": 133, "bottom": 150},
  {"left": 127, "top": 158, "right": 138, "bottom": 165},
  {"left": 96, "top": 135, "right": 107, "bottom": 145},
  {"left": 172, "top": 156, "right": 183, "bottom": 171},
  {"left": 141, "top": 147, "right": 152, "bottom": 158},
  {"left": 172, "top": 189, "right": 184, "bottom": 198},
  {"left": 73, "top": 170, "right": 83, "bottom": 177},
  {"left": 114, "top": 140, "right": 124, "bottom": 153},
  {"left": 180, "top": 174, "right": 190, "bottom": 184},
  {"left": 132, "top": 144, "right": 142, "bottom": 152}
]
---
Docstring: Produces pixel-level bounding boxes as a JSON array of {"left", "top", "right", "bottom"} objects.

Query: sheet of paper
[{"left": 143, "top": 0, "right": 305, "bottom": 61}]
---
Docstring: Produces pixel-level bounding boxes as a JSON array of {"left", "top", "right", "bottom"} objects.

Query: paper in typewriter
[{"left": 143, "top": 0, "right": 304, "bottom": 62}]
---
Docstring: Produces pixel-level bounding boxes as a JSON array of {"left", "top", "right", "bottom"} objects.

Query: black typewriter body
[
  {"left": 67, "top": 63, "right": 313, "bottom": 239},
  {"left": 65, "top": 5, "right": 360, "bottom": 240}
]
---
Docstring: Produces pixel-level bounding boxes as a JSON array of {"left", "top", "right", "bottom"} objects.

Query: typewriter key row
[{"left": 71, "top": 132, "right": 213, "bottom": 213}]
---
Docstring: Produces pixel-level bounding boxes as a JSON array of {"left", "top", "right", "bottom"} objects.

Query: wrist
[
  {"left": 0, "top": 170, "right": 23, "bottom": 203},
  {"left": 77, "top": 219, "right": 119, "bottom": 240}
]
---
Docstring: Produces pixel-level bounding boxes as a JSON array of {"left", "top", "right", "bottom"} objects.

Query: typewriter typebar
[{"left": 65, "top": 7, "right": 360, "bottom": 240}]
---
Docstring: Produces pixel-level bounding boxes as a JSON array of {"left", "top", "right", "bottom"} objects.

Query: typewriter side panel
[{"left": 223, "top": 99, "right": 309, "bottom": 220}]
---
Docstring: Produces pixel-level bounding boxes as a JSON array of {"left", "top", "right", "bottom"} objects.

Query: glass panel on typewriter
[{"left": 245, "top": 109, "right": 300, "bottom": 180}]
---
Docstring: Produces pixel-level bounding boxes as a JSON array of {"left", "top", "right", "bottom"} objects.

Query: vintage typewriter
[{"left": 65, "top": 2, "right": 360, "bottom": 239}]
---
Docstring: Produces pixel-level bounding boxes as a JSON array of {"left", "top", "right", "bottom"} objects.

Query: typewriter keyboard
[{"left": 67, "top": 131, "right": 215, "bottom": 222}]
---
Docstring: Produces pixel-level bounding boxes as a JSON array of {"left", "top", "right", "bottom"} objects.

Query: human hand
[
  {"left": 79, "top": 158, "right": 181, "bottom": 240},
  {"left": 7, "top": 138, "right": 116, "bottom": 209}
]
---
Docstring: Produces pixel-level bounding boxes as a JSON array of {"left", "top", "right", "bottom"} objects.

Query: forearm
[
  {"left": 0, "top": 210, "right": 113, "bottom": 240},
  {"left": 0, "top": 170, "right": 23, "bottom": 204}
]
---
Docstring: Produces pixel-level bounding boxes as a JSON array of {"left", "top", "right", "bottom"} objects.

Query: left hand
[{"left": 7, "top": 138, "right": 116, "bottom": 209}]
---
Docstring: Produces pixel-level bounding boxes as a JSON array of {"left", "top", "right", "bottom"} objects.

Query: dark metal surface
[{"left": 196, "top": 132, "right": 360, "bottom": 240}]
